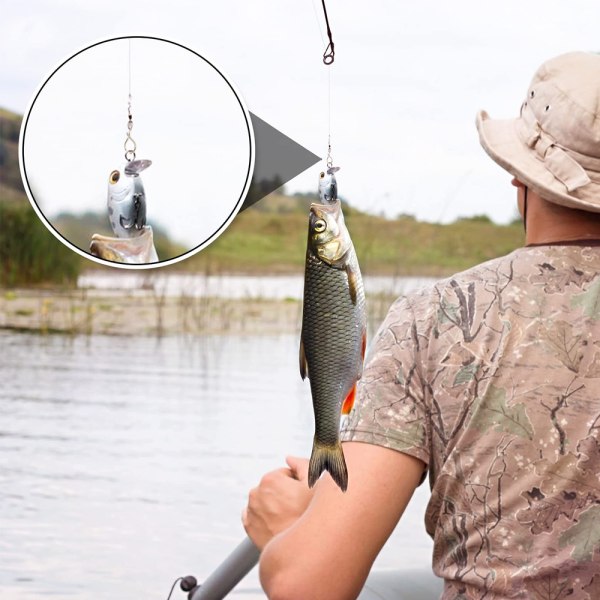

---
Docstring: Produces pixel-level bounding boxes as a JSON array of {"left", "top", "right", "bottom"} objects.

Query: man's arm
[{"left": 254, "top": 441, "right": 425, "bottom": 600}]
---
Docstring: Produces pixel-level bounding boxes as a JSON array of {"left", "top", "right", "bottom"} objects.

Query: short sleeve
[{"left": 340, "top": 295, "right": 430, "bottom": 468}]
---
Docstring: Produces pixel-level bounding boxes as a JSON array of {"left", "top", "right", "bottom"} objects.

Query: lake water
[
  {"left": 0, "top": 331, "right": 434, "bottom": 599},
  {"left": 78, "top": 271, "right": 438, "bottom": 300}
]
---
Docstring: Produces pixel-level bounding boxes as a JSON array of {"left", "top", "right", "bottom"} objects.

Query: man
[{"left": 243, "top": 52, "right": 600, "bottom": 599}]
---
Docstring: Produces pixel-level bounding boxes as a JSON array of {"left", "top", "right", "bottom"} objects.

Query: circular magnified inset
[{"left": 19, "top": 35, "right": 254, "bottom": 269}]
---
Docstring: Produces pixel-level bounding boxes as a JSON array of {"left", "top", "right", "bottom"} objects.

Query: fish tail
[{"left": 308, "top": 440, "right": 348, "bottom": 492}]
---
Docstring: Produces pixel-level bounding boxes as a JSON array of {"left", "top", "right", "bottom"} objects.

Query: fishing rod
[
  {"left": 166, "top": 4, "right": 337, "bottom": 598},
  {"left": 166, "top": 537, "right": 260, "bottom": 600}
]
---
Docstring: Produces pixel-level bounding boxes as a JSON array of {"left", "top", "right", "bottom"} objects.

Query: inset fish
[
  {"left": 318, "top": 166, "right": 340, "bottom": 204},
  {"left": 107, "top": 159, "right": 152, "bottom": 238},
  {"left": 300, "top": 199, "right": 366, "bottom": 492}
]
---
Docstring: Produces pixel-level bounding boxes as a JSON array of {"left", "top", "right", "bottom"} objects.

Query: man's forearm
[{"left": 257, "top": 443, "right": 426, "bottom": 600}]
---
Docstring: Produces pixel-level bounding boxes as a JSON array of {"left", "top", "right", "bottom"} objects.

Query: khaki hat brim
[{"left": 476, "top": 110, "right": 600, "bottom": 213}]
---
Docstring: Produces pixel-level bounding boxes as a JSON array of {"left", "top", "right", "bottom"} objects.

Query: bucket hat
[{"left": 476, "top": 52, "right": 600, "bottom": 212}]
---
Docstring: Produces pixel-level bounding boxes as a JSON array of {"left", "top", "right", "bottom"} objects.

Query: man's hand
[{"left": 242, "top": 456, "right": 314, "bottom": 550}]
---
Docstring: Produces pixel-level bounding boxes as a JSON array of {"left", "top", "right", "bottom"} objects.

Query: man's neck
[{"left": 525, "top": 192, "right": 600, "bottom": 246}]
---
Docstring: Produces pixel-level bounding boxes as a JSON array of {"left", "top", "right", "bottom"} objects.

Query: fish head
[
  {"left": 107, "top": 165, "right": 134, "bottom": 202},
  {"left": 318, "top": 166, "right": 340, "bottom": 204},
  {"left": 309, "top": 201, "right": 351, "bottom": 265},
  {"left": 107, "top": 159, "right": 152, "bottom": 200}
]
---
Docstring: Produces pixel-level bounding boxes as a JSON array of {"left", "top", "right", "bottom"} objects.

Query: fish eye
[
  {"left": 314, "top": 219, "right": 327, "bottom": 233},
  {"left": 319, "top": 172, "right": 325, "bottom": 179},
  {"left": 109, "top": 170, "right": 120, "bottom": 184}
]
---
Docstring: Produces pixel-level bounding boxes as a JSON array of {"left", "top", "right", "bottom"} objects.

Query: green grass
[
  {"left": 0, "top": 190, "right": 524, "bottom": 283},
  {"left": 182, "top": 195, "right": 525, "bottom": 276},
  {"left": 0, "top": 202, "right": 81, "bottom": 286}
]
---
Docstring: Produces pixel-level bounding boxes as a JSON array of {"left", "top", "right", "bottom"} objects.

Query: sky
[{"left": 2, "top": 0, "right": 600, "bottom": 227}]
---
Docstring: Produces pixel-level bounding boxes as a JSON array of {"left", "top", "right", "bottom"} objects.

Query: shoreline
[
  {"left": 0, "top": 287, "right": 397, "bottom": 336},
  {"left": 0, "top": 288, "right": 303, "bottom": 336}
]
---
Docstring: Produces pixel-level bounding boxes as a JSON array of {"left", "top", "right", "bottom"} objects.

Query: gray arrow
[{"left": 241, "top": 113, "right": 321, "bottom": 211}]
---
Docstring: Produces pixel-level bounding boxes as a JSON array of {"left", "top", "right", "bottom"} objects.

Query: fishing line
[
  {"left": 128, "top": 38, "right": 131, "bottom": 97},
  {"left": 327, "top": 62, "right": 332, "bottom": 168},
  {"left": 124, "top": 38, "right": 136, "bottom": 162},
  {"left": 311, "top": 0, "right": 336, "bottom": 167},
  {"left": 321, "top": 0, "right": 334, "bottom": 166}
]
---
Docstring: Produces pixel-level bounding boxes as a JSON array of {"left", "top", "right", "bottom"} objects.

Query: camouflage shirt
[{"left": 341, "top": 245, "right": 600, "bottom": 599}]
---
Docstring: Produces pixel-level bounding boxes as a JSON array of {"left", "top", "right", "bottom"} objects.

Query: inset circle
[{"left": 19, "top": 35, "right": 254, "bottom": 269}]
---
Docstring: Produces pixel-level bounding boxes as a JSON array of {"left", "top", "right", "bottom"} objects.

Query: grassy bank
[
  {"left": 184, "top": 196, "right": 524, "bottom": 276},
  {"left": 0, "top": 189, "right": 525, "bottom": 285},
  {"left": 1, "top": 105, "right": 524, "bottom": 283}
]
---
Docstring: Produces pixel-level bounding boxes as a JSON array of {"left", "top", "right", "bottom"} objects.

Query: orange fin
[
  {"left": 299, "top": 337, "right": 308, "bottom": 380},
  {"left": 341, "top": 383, "right": 357, "bottom": 415}
]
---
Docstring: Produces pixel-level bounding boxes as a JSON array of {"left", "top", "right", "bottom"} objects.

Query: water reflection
[{"left": 0, "top": 331, "right": 432, "bottom": 599}]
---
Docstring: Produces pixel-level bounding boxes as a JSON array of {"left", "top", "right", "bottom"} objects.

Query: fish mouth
[
  {"left": 310, "top": 200, "right": 340, "bottom": 219},
  {"left": 309, "top": 201, "right": 341, "bottom": 235},
  {"left": 124, "top": 159, "right": 152, "bottom": 176}
]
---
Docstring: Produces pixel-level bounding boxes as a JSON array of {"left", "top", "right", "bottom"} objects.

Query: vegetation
[
  {"left": 184, "top": 193, "right": 524, "bottom": 276},
  {"left": 0, "top": 107, "right": 184, "bottom": 285},
  {"left": 0, "top": 109, "right": 82, "bottom": 286},
  {"left": 0, "top": 108, "right": 23, "bottom": 191},
  {"left": 0, "top": 105, "right": 525, "bottom": 285},
  {"left": 0, "top": 201, "right": 80, "bottom": 286}
]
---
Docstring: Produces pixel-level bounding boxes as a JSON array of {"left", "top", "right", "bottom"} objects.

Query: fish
[
  {"left": 107, "top": 159, "right": 152, "bottom": 238},
  {"left": 318, "top": 166, "right": 340, "bottom": 204},
  {"left": 300, "top": 199, "right": 366, "bottom": 492}
]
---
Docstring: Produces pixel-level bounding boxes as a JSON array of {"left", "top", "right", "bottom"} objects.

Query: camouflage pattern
[{"left": 341, "top": 245, "right": 600, "bottom": 599}]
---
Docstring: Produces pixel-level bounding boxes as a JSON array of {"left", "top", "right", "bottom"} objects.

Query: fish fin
[
  {"left": 357, "top": 330, "right": 367, "bottom": 380},
  {"left": 341, "top": 383, "right": 356, "bottom": 415},
  {"left": 308, "top": 440, "right": 348, "bottom": 492},
  {"left": 299, "top": 337, "right": 308, "bottom": 380},
  {"left": 133, "top": 195, "right": 146, "bottom": 230},
  {"left": 124, "top": 159, "right": 152, "bottom": 175},
  {"left": 346, "top": 264, "right": 358, "bottom": 305}
]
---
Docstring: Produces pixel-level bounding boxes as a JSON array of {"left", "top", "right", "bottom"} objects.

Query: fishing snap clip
[
  {"left": 124, "top": 118, "right": 137, "bottom": 162},
  {"left": 124, "top": 138, "right": 136, "bottom": 162},
  {"left": 124, "top": 83, "right": 136, "bottom": 161}
]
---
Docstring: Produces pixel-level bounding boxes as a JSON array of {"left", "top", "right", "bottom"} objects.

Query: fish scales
[
  {"left": 303, "top": 253, "right": 365, "bottom": 445},
  {"left": 300, "top": 199, "right": 366, "bottom": 491}
]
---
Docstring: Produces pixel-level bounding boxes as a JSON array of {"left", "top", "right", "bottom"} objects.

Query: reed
[{"left": 0, "top": 203, "right": 80, "bottom": 286}]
